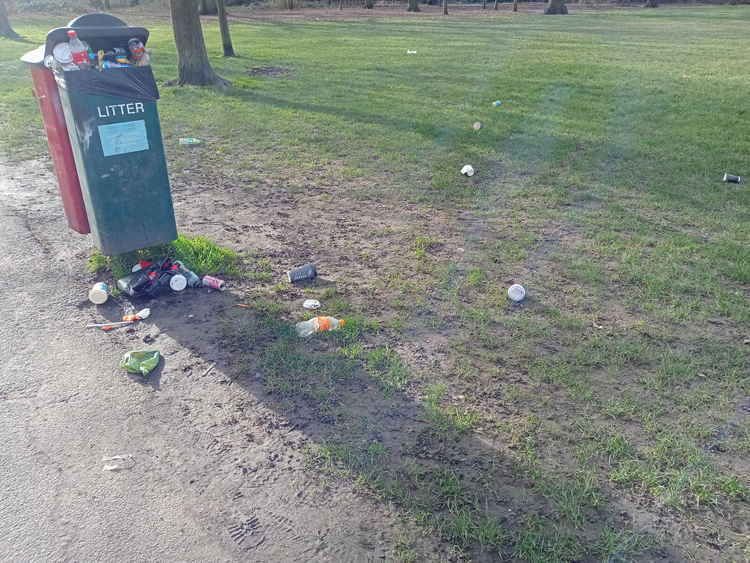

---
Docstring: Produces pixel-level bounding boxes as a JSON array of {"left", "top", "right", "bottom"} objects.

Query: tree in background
[
  {"left": 199, "top": 0, "right": 218, "bottom": 15},
  {"left": 170, "top": 0, "right": 230, "bottom": 87},
  {"left": 644, "top": 0, "right": 658, "bottom": 6},
  {"left": 407, "top": 0, "right": 419, "bottom": 11},
  {"left": 545, "top": 0, "right": 567, "bottom": 13},
  {"left": 365, "top": 0, "right": 374, "bottom": 8},
  {"left": 482, "top": 0, "right": 487, "bottom": 8},
  {"left": 216, "top": 0, "right": 236, "bottom": 56},
  {"left": 443, "top": 0, "right": 448, "bottom": 15},
  {"left": 0, "top": 1, "right": 20, "bottom": 39},
  {"left": 513, "top": 0, "right": 518, "bottom": 11}
]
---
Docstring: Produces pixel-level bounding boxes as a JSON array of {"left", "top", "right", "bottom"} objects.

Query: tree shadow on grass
[{"left": 0, "top": 32, "right": 35, "bottom": 44}]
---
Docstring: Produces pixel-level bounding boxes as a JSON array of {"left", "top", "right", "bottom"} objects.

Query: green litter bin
[{"left": 51, "top": 13, "right": 177, "bottom": 256}]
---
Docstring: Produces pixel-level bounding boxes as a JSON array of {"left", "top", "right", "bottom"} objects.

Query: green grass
[
  {"left": 3, "top": 5, "right": 750, "bottom": 561},
  {"left": 424, "top": 384, "right": 480, "bottom": 435},
  {"left": 88, "top": 234, "right": 239, "bottom": 279}
]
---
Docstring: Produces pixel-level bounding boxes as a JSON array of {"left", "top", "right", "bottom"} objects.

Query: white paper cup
[
  {"left": 507, "top": 284, "right": 526, "bottom": 302},
  {"left": 303, "top": 299, "right": 321, "bottom": 310},
  {"left": 169, "top": 274, "right": 187, "bottom": 291},
  {"left": 89, "top": 282, "right": 109, "bottom": 305}
]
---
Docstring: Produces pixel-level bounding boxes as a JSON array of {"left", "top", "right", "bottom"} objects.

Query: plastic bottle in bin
[
  {"left": 128, "top": 38, "right": 150, "bottom": 67},
  {"left": 67, "top": 30, "right": 90, "bottom": 69}
]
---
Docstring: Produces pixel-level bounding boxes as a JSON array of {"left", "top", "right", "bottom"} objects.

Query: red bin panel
[{"left": 30, "top": 65, "right": 90, "bottom": 234}]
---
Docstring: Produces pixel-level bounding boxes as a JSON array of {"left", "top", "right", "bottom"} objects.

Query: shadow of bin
[{"left": 24, "top": 13, "right": 177, "bottom": 256}]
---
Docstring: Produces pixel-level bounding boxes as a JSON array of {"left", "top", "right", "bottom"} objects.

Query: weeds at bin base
[{"left": 87, "top": 234, "right": 240, "bottom": 279}]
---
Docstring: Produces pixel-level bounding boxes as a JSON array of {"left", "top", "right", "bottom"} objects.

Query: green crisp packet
[{"left": 120, "top": 350, "right": 160, "bottom": 376}]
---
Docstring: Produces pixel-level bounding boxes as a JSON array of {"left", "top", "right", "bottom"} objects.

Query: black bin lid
[{"left": 44, "top": 13, "right": 149, "bottom": 59}]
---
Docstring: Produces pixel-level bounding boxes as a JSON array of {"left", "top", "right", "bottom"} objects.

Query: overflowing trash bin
[{"left": 21, "top": 13, "right": 177, "bottom": 255}]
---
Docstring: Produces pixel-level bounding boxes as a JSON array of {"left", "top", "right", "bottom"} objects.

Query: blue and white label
[{"left": 98, "top": 120, "right": 149, "bottom": 157}]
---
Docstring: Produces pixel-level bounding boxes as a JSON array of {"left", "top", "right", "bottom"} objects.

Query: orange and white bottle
[{"left": 295, "top": 316, "right": 346, "bottom": 337}]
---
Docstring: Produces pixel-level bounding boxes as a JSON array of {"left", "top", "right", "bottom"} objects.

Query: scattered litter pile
[{"left": 116, "top": 258, "right": 222, "bottom": 298}]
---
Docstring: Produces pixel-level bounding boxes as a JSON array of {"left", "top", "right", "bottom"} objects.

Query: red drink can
[{"left": 202, "top": 275, "right": 226, "bottom": 291}]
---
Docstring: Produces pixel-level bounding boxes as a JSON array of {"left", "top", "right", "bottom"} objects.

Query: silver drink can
[
  {"left": 287, "top": 263, "right": 317, "bottom": 283},
  {"left": 723, "top": 173, "right": 742, "bottom": 184}
]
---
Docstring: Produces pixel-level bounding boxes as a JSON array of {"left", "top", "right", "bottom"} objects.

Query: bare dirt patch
[
  {"left": 164, "top": 160, "right": 750, "bottom": 561},
  {"left": 247, "top": 66, "right": 292, "bottom": 77}
]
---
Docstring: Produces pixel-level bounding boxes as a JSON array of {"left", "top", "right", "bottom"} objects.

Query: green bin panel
[{"left": 58, "top": 67, "right": 176, "bottom": 256}]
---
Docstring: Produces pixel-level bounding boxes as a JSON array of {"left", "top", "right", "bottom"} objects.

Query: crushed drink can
[
  {"left": 287, "top": 264, "right": 317, "bottom": 283},
  {"left": 202, "top": 275, "right": 226, "bottom": 291},
  {"left": 723, "top": 173, "right": 742, "bottom": 184}
]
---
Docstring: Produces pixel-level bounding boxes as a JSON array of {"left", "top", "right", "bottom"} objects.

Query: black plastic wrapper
[{"left": 60, "top": 66, "right": 159, "bottom": 103}]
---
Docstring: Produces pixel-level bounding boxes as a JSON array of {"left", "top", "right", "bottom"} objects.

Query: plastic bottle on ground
[
  {"left": 174, "top": 261, "right": 202, "bottom": 287},
  {"left": 295, "top": 316, "right": 346, "bottom": 337},
  {"left": 67, "top": 30, "right": 90, "bottom": 69}
]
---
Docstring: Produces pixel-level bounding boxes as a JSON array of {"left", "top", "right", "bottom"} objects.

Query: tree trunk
[
  {"left": 407, "top": 0, "right": 419, "bottom": 11},
  {"left": 216, "top": 0, "right": 235, "bottom": 57},
  {"left": 364, "top": 0, "right": 374, "bottom": 8},
  {"left": 199, "top": 0, "right": 218, "bottom": 15},
  {"left": 0, "top": 1, "right": 20, "bottom": 39},
  {"left": 443, "top": 0, "right": 448, "bottom": 14},
  {"left": 494, "top": 0, "right": 498, "bottom": 10},
  {"left": 170, "top": 0, "right": 229, "bottom": 87},
  {"left": 482, "top": 0, "right": 487, "bottom": 8},
  {"left": 104, "top": 0, "right": 111, "bottom": 9},
  {"left": 513, "top": 0, "right": 518, "bottom": 10},
  {"left": 545, "top": 0, "right": 567, "bottom": 13},
  {"left": 643, "top": 0, "right": 657, "bottom": 6},
  {"left": 339, "top": 0, "right": 343, "bottom": 10}
]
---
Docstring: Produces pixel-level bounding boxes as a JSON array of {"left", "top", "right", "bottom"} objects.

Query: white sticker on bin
[{"left": 98, "top": 120, "right": 149, "bottom": 157}]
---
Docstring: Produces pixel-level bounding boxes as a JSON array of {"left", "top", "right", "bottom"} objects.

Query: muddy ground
[
  {"left": 0, "top": 158, "right": 451, "bottom": 561},
  {"left": 3, "top": 143, "right": 747, "bottom": 561}
]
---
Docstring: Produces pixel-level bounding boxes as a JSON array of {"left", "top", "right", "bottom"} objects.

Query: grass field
[{"left": 1, "top": 5, "right": 749, "bottom": 561}]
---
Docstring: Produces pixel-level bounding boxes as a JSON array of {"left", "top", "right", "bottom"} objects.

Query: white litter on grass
[
  {"left": 507, "top": 284, "right": 526, "bottom": 302},
  {"left": 102, "top": 454, "right": 135, "bottom": 471},
  {"left": 303, "top": 299, "right": 321, "bottom": 310},
  {"left": 407, "top": 50, "right": 417, "bottom": 54},
  {"left": 461, "top": 165, "right": 475, "bottom": 177}
]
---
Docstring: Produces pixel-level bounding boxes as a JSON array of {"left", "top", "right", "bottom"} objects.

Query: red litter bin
[{"left": 21, "top": 45, "right": 90, "bottom": 234}]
